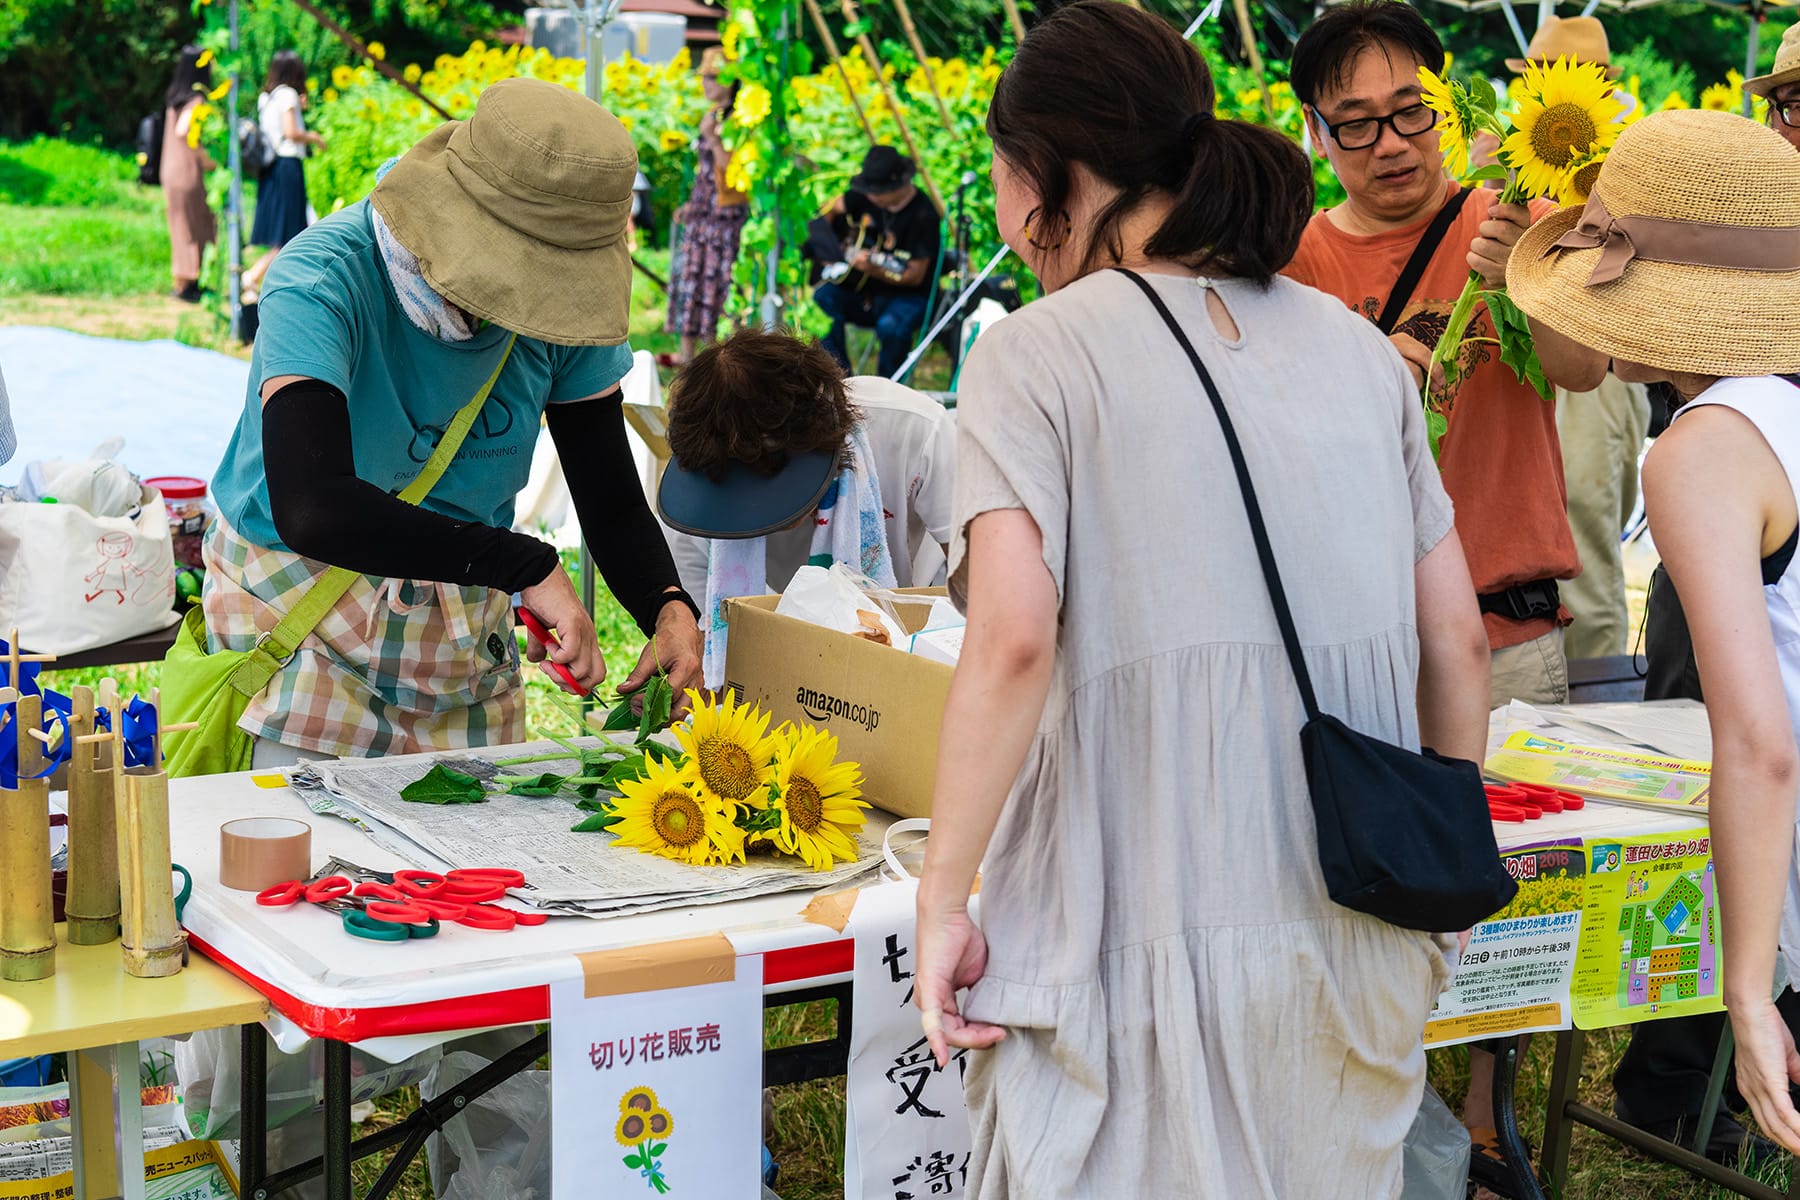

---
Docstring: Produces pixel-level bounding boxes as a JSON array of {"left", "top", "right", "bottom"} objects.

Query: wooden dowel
[
  {"left": 2, "top": 693, "right": 56, "bottom": 981},
  {"left": 838, "top": 0, "right": 946, "bottom": 213},
  {"left": 287, "top": 0, "right": 455, "bottom": 121},
  {"left": 803, "top": 0, "right": 877, "bottom": 144},
  {"left": 999, "top": 0, "right": 1027, "bottom": 43},
  {"left": 890, "top": 0, "right": 957, "bottom": 135},
  {"left": 118, "top": 766, "right": 185, "bottom": 978},
  {"left": 65, "top": 685, "right": 120, "bottom": 947}
]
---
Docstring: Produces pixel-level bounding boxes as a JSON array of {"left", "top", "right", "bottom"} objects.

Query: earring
[{"left": 1023, "top": 205, "right": 1070, "bottom": 251}]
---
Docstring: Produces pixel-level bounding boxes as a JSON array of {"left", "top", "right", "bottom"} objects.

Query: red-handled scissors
[
  {"left": 257, "top": 875, "right": 356, "bottom": 907},
  {"left": 513, "top": 605, "right": 588, "bottom": 697}
]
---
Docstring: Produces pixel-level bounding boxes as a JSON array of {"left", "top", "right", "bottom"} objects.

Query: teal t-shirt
[{"left": 212, "top": 200, "right": 633, "bottom": 549}]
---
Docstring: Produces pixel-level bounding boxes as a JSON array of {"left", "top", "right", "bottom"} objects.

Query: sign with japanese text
[
  {"left": 550, "top": 953, "right": 762, "bottom": 1198},
  {"left": 1424, "top": 839, "right": 1585, "bottom": 1047},
  {"left": 845, "top": 881, "right": 975, "bottom": 1200},
  {"left": 1573, "top": 832, "right": 1724, "bottom": 1029}
]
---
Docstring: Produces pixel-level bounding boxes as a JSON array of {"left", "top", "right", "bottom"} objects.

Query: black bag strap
[
  {"left": 1374, "top": 188, "right": 1472, "bottom": 335},
  {"left": 1113, "top": 268, "right": 1321, "bottom": 722}
]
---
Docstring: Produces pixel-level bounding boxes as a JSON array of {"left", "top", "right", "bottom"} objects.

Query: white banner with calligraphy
[
  {"left": 549, "top": 941, "right": 762, "bottom": 1199},
  {"left": 844, "top": 879, "right": 976, "bottom": 1200}
]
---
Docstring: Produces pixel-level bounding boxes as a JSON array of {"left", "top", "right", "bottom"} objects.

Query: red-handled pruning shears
[{"left": 513, "top": 603, "right": 588, "bottom": 697}]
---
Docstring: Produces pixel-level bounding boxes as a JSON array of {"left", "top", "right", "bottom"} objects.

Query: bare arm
[
  {"left": 280, "top": 103, "right": 324, "bottom": 148},
  {"left": 1645, "top": 407, "right": 1800, "bottom": 1150},
  {"left": 1413, "top": 529, "right": 1490, "bottom": 763},
  {"left": 915, "top": 509, "right": 1058, "bottom": 1062},
  {"left": 1528, "top": 317, "right": 1610, "bottom": 394}
]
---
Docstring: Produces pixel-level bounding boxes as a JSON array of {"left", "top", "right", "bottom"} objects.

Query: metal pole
[
  {"left": 1499, "top": 0, "right": 1533, "bottom": 59},
  {"left": 892, "top": 243, "right": 1010, "bottom": 383},
  {"left": 1536, "top": 0, "right": 1554, "bottom": 33},
  {"left": 1745, "top": 3, "right": 1764, "bottom": 119},
  {"left": 761, "top": 4, "right": 790, "bottom": 331},
  {"left": 227, "top": 0, "right": 244, "bottom": 340}
]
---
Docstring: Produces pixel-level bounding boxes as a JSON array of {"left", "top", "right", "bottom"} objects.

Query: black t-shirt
[{"left": 838, "top": 189, "right": 941, "bottom": 296}]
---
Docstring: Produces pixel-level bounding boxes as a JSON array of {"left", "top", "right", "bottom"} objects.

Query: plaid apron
[{"left": 200, "top": 517, "right": 525, "bottom": 757}]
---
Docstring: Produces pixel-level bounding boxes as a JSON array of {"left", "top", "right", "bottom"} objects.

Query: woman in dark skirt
[{"left": 243, "top": 50, "right": 324, "bottom": 302}]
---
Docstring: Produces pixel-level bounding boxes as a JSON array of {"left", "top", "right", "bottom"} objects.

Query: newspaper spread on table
[{"left": 290, "top": 739, "right": 881, "bottom": 917}]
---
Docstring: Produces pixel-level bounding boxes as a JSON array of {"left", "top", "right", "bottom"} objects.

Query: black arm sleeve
[
  {"left": 261, "top": 378, "right": 560, "bottom": 593},
  {"left": 545, "top": 391, "right": 684, "bottom": 636}
]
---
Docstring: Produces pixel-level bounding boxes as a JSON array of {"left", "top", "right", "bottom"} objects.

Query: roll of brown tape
[{"left": 219, "top": 817, "right": 312, "bottom": 892}]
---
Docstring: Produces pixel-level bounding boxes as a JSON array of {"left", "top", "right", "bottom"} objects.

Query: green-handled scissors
[{"left": 338, "top": 905, "right": 440, "bottom": 942}]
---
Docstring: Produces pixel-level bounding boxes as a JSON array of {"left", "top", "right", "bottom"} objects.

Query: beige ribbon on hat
[{"left": 1547, "top": 191, "right": 1800, "bottom": 286}]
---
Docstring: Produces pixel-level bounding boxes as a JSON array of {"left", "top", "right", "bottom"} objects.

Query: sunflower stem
[{"left": 1421, "top": 267, "right": 1486, "bottom": 457}]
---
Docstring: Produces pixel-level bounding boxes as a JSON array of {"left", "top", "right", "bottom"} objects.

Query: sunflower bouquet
[
  {"left": 1414, "top": 55, "right": 1625, "bottom": 454},
  {"left": 608, "top": 690, "right": 872, "bottom": 872}
]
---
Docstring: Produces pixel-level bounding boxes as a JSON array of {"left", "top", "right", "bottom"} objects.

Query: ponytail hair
[{"left": 988, "top": 0, "right": 1313, "bottom": 284}]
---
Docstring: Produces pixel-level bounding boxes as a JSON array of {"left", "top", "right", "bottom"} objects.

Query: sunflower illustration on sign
[{"left": 616, "top": 1086, "right": 677, "bottom": 1193}]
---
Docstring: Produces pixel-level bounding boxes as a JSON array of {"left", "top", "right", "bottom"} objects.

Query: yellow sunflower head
[
  {"left": 621, "top": 1086, "right": 659, "bottom": 1114},
  {"left": 610, "top": 757, "right": 744, "bottom": 866},
  {"left": 673, "top": 689, "right": 776, "bottom": 805},
  {"left": 1500, "top": 55, "right": 1624, "bottom": 199},
  {"left": 645, "top": 1108, "right": 675, "bottom": 1139},
  {"left": 615, "top": 1110, "right": 650, "bottom": 1145},
  {"left": 1416, "top": 62, "right": 1487, "bottom": 181},
  {"left": 1557, "top": 148, "right": 1605, "bottom": 206},
  {"left": 768, "top": 725, "right": 868, "bottom": 871},
  {"left": 1699, "top": 81, "right": 1737, "bottom": 112}
]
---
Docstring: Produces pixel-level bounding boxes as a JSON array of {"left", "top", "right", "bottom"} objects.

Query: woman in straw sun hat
[
  {"left": 1745, "top": 19, "right": 1800, "bottom": 152},
  {"left": 205, "top": 76, "right": 705, "bottom": 771},
  {"left": 1511, "top": 107, "right": 1800, "bottom": 1152},
  {"left": 1504, "top": 14, "right": 1623, "bottom": 79}
]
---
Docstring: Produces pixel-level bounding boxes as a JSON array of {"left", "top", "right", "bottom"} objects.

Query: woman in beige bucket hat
[
  {"left": 204, "top": 75, "right": 705, "bottom": 770},
  {"left": 1512, "top": 107, "right": 1800, "bottom": 1153},
  {"left": 1746, "top": 19, "right": 1800, "bottom": 152}
]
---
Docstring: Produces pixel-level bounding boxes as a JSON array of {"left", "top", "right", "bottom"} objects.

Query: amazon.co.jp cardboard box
[{"left": 722, "top": 589, "right": 952, "bottom": 820}]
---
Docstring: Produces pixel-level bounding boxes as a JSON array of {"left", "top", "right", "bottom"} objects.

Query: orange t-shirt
[{"left": 1284, "top": 182, "right": 1578, "bottom": 650}]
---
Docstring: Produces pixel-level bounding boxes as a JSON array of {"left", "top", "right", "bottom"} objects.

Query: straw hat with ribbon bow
[
  {"left": 370, "top": 77, "right": 638, "bottom": 346},
  {"left": 1746, "top": 19, "right": 1800, "bottom": 99},
  {"left": 1506, "top": 15, "right": 1623, "bottom": 79},
  {"left": 1507, "top": 109, "right": 1800, "bottom": 378}
]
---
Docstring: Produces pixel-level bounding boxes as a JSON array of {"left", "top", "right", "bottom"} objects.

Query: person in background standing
[
  {"left": 665, "top": 47, "right": 748, "bottom": 366},
  {"left": 161, "top": 45, "right": 218, "bottom": 304},
  {"left": 1747, "top": 20, "right": 1800, "bottom": 154},
  {"left": 1504, "top": 17, "right": 1650, "bottom": 660},
  {"left": 242, "top": 50, "right": 325, "bottom": 304}
]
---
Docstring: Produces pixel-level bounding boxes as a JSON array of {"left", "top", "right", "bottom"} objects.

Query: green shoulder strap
[{"left": 227, "top": 334, "right": 519, "bottom": 697}]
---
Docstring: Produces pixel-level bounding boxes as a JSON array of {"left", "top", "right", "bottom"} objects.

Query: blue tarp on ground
[{"left": 0, "top": 325, "right": 248, "bottom": 486}]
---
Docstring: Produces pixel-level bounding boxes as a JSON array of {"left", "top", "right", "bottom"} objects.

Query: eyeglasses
[
  {"left": 1315, "top": 102, "right": 1437, "bottom": 151},
  {"left": 1775, "top": 98, "right": 1800, "bottom": 130}
]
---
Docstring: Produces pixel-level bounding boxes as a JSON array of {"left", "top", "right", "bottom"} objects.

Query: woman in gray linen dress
[{"left": 911, "top": 4, "right": 1496, "bottom": 1196}]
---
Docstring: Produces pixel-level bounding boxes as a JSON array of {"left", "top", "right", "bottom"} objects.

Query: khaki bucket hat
[
  {"left": 1506, "top": 16, "right": 1623, "bottom": 80},
  {"left": 1746, "top": 20, "right": 1800, "bottom": 99},
  {"left": 1507, "top": 110, "right": 1800, "bottom": 378},
  {"left": 370, "top": 77, "right": 638, "bottom": 346}
]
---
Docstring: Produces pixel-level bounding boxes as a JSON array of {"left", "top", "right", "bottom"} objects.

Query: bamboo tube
[
  {"left": 998, "top": 0, "right": 1027, "bottom": 44},
  {"left": 64, "top": 685, "right": 121, "bottom": 946},
  {"left": 837, "top": 0, "right": 946, "bottom": 213},
  {"left": 889, "top": 0, "right": 956, "bottom": 135},
  {"left": 117, "top": 764, "right": 185, "bottom": 978},
  {"left": 803, "top": 0, "right": 877, "bottom": 144},
  {"left": 1, "top": 693, "right": 56, "bottom": 981}
]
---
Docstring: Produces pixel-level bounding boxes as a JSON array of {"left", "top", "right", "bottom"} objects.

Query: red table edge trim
[{"left": 187, "top": 932, "right": 854, "bottom": 1041}]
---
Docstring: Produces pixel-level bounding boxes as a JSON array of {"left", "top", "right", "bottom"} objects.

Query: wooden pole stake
[
  {"left": 2, "top": 629, "right": 56, "bottom": 693},
  {"left": 889, "top": 0, "right": 957, "bottom": 136},
  {"left": 65, "top": 685, "right": 121, "bottom": 946},
  {"left": 118, "top": 761, "right": 185, "bottom": 979},
  {"left": 837, "top": 0, "right": 946, "bottom": 213},
  {"left": 1, "top": 692, "right": 56, "bottom": 981},
  {"left": 999, "top": 0, "right": 1027, "bottom": 44},
  {"left": 287, "top": 0, "right": 455, "bottom": 121},
  {"left": 803, "top": 0, "right": 877, "bottom": 144}
]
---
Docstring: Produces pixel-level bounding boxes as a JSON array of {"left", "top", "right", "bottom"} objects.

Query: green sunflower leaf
[
  {"left": 622, "top": 1150, "right": 643, "bottom": 1169},
  {"left": 1465, "top": 164, "right": 1509, "bottom": 183},
  {"left": 1425, "top": 407, "right": 1448, "bottom": 462},
  {"left": 1468, "top": 74, "right": 1499, "bottom": 114},
  {"left": 503, "top": 772, "right": 567, "bottom": 797},
  {"left": 601, "top": 697, "right": 638, "bottom": 732},
  {"left": 1484, "top": 288, "right": 1553, "bottom": 401},
  {"left": 572, "top": 811, "right": 623, "bottom": 833},
  {"left": 639, "top": 672, "right": 675, "bottom": 743},
  {"left": 601, "top": 754, "right": 651, "bottom": 788},
  {"left": 641, "top": 741, "right": 683, "bottom": 766},
  {"left": 399, "top": 764, "right": 487, "bottom": 805}
]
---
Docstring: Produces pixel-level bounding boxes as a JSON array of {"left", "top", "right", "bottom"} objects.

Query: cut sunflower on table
[
  {"left": 673, "top": 688, "right": 776, "bottom": 807},
  {"left": 1413, "top": 55, "right": 1623, "bottom": 454},
  {"left": 611, "top": 756, "right": 746, "bottom": 866},
  {"left": 766, "top": 725, "right": 870, "bottom": 871}
]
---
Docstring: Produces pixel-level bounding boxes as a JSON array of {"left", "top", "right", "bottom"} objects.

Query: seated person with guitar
[{"left": 812, "top": 146, "right": 942, "bottom": 379}]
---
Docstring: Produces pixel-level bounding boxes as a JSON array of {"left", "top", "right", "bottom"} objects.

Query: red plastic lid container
[{"left": 146, "top": 476, "right": 208, "bottom": 499}]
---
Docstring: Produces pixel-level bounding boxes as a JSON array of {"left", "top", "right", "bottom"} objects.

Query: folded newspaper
[{"left": 290, "top": 738, "right": 881, "bottom": 917}]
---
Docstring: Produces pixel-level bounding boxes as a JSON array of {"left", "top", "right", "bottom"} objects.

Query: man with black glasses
[{"left": 1748, "top": 20, "right": 1800, "bottom": 153}]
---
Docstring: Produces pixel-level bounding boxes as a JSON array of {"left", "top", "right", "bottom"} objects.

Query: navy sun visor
[{"left": 657, "top": 448, "right": 843, "bottom": 540}]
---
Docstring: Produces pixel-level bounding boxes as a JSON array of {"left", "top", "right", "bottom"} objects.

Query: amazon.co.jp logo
[
  {"left": 795, "top": 685, "right": 880, "bottom": 732},
  {"left": 407, "top": 403, "right": 517, "bottom": 463}
]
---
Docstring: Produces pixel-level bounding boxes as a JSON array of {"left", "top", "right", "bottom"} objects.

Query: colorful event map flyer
[
  {"left": 1425, "top": 840, "right": 1585, "bottom": 1047},
  {"left": 1485, "top": 731, "right": 1711, "bottom": 812},
  {"left": 1572, "top": 833, "right": 1724, "bottom": 1029}
]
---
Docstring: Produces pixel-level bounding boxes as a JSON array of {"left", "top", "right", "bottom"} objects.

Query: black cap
[
  {"left": 657, "top": 448, "right": 844, "bottom": 540},
  {"left": 849, "top": 145, "right": 916, "bottom": 194}
]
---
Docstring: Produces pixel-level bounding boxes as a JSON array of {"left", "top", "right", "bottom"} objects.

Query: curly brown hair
[{"left": 666, "top": 330, "right": 861, "bottom": 482}]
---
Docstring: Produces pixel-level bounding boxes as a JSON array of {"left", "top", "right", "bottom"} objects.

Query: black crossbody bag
[{"left": 1116, "top": 269, "right": 1516, "bottom": 932}]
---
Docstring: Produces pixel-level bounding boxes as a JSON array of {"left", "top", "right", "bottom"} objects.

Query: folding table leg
[
  {"left": 1488, "top": 1035, "right": 1547, "bottom": 1200},
  {"left": 323, "top": 1039, "right": 353, "bottom": 1200},
  {"left": 240, "top": 1024, "right": 268, "bottom": 1200},
  {"left": 1539, "top": 1027, "right": 1586, "bottom": 1197},
  {"left": 68, "top": 1042, "right": 145, "bottom": 1200}
]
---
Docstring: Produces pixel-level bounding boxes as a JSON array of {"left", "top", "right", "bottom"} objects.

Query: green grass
[{"left": 0, "top": 203, "right": 169, "bottom": 298}]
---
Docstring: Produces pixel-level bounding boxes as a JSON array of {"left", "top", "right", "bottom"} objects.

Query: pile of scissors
[
  {"left": 257, "top": 862, "right": 548, "bottom": 941},
  {"left": 1484, "top": 782, "right": 1586, "bottom": 823}
]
